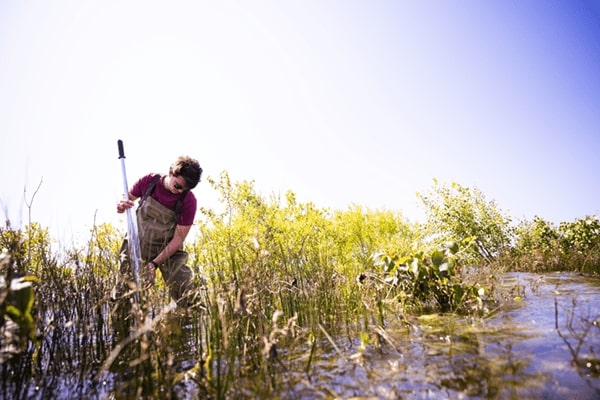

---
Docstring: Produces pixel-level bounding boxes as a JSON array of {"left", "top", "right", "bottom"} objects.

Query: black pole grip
[{"left": 118, "top": 140, "right": 125, "bottom": 159}]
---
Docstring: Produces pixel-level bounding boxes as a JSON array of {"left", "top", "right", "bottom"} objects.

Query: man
[{"left": 115, "top": 155, "right": 202, "bottom": 308}]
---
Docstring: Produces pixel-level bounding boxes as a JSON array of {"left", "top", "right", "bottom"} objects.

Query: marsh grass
[{"left": 1, "top": 175, "right": 598, "bottom": 398}]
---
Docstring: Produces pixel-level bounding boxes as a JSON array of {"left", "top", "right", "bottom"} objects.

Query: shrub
[{"left": 417, "top": 180, "right": 514, "bottom": 264}]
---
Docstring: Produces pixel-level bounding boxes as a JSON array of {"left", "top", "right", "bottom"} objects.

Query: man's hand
[{"left": 116, "top": 199, "right": 135, "bottom": 213}]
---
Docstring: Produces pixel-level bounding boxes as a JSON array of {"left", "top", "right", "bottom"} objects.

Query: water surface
[{"left": 274, "top": 272, "right": 600, "bottom": 399}]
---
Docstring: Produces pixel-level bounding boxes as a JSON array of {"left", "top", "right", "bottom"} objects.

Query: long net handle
[{"left": 117, "top": 140, "right": 142, "bottom": 290}]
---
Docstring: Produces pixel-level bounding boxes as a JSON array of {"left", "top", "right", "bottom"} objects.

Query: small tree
[{"left": 417, "top": 180, "right": 514, "bottom": 264}]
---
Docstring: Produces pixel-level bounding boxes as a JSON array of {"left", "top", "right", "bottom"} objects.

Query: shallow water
[
  {"left": 2, "top": 272, "right": 600, "bottom": 399},
  {"left": 272, "top": 272, "right": 600, "bottom": 399}
]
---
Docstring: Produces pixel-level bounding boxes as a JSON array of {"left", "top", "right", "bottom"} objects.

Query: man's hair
[{"left": 170, "top": 156, "right": 202, "bottom": 189}]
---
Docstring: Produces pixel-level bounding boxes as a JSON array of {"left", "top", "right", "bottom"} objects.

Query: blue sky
[{"left": 1, "top": 1, "right": 599, "bottom": 241}]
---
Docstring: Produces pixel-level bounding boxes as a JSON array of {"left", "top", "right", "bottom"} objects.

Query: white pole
[{"left": 117, "top": 140, "right": 142, "bottom": 292}]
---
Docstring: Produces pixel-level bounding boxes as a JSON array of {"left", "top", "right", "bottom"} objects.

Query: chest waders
[{"left": 118, "top": 176, "right": 195, "bottom": 307}]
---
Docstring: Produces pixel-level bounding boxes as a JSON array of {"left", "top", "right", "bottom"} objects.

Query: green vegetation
[
  {"left": 417, "top": 180, "right": 514, "bottom": 263},
  {"left": 0, "top": 173, "right": 598, "bottom": 397},
  {"left": 513, "top": 215, "right": 600, "bottom": 273}
]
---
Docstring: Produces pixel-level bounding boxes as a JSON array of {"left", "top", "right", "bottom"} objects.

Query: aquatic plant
[{"left": 0, "top": 250, "right": 38, "bottom": 364}]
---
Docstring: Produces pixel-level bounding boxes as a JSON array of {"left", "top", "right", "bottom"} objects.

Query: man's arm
[{"left": 152, "top": 224, "right": 192, "bottom": 265}]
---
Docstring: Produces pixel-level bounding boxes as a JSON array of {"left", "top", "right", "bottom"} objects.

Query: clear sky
[{"left": 1, "top": 1, "right": 599, "bottom": 242}]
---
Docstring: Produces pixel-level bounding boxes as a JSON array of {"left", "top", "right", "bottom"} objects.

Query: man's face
[{"left": 169, "top": 174, "right": 188, "bottom": 194}]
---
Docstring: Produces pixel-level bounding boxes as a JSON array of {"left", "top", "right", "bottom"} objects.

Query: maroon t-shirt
[{"left": 130, "top": 173, "right": 197, "bottom": 226}]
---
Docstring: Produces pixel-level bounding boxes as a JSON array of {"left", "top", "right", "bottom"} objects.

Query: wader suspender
[{"left": 139, "top": 175, "right": 188, "bottom": 222}]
